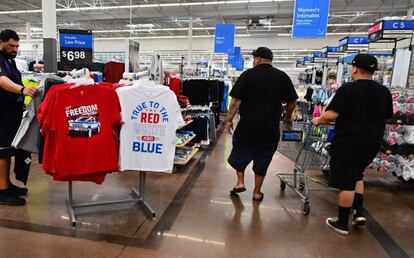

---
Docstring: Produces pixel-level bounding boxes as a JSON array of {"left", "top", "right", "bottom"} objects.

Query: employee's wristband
[{"left": 20, "top": 87, "right": 25, "bottom": 95}]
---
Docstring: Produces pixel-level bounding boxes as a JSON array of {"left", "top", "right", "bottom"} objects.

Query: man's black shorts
[
  {"left": 329, "top": 156, "right": 375, "bottom": 191},
  {"left": 0, "top": 111, "right": 22, "bottom": 158},
  {"left": 228, "top": 138, "right": 278, "bottom": 177}
]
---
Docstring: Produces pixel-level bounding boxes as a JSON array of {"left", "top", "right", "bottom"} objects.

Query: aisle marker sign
[
  {"left": 383, "top": 21, "right": 414, "bottom": 30},
  {"left": 59, "top": 29, "right": 93, "bottom": 70},
  {"left": 214, "top": 24, "right": 235, "bottom": 54},
  {"left": 292, "top": 0, "right": 330, "bottom": 38}
]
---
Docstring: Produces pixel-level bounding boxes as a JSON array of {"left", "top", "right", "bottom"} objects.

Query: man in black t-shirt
[
  {"left": 225, "top": 47, "right": 298, "bottom": 201},
  {"left": 0, "top": 30, "right": 37, "bottom": 206},
  {"left": 312, "top": 54, "right": 393, "bottom": 235}
]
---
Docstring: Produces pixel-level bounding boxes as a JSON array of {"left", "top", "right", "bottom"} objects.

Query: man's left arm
[
  {"left": 226, "top": 72, "right": 248, "bottom": 134},
  {"left": 225, "top": 98, "right": 241, "bottom": 134},
  {"left": 312, "top": 110, "right": 339, "bottom": 126}
]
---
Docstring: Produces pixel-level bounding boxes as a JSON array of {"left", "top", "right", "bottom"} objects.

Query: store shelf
[
  {"left": 174, "top": 148, "right": 199, "bottom": 165},
  {"left": 176, "top": 134, "right": 196, "bottom": 148},
  {"left": 177, "top": 120, "right": 193, "bottom": 130}
]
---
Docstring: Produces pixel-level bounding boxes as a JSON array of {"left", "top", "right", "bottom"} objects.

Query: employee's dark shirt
[
  {"left": 0, "top": 51, "right": 24, "bottom": 113},
  {"left": 327, "top": 79, "right": 393, "bottom": 162},
  {"left": 230, "top": 64, "right": 298, "bottom": 146}
]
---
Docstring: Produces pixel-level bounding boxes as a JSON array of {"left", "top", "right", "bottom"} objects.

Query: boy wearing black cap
[
  {"left": 225, "top": 47, "right": 298, "bottom": 201},
  {"left": 312, "top": 54, "right": 393, "bottom": 235}
]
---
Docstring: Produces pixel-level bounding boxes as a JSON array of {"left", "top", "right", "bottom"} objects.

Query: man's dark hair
[{"left": 0, "top": 30, "right": 20, "bottom": 42}]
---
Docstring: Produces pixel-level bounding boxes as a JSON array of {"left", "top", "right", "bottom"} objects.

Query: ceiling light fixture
[{"left": 20, "top": 23, "right": 372, "bottom": 36}]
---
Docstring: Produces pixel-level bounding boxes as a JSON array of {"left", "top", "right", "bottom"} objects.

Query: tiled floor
[{"left": 0, "top": 130, "right": 413, "bottom": 258}]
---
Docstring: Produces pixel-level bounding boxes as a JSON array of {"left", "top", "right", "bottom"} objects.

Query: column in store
[{"left": 41, "top": 0, "right": 57, "bottom": 72}]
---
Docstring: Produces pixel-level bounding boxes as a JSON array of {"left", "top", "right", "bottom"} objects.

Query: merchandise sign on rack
[
  {"left": 338, "top": 36, "right": 368, "bottom": 52},
  {"left": 296, "top": 59, "right": 305, "bottom": 67},
  {"left": 292, "top": 0, "right": 330, "bottom": 38},
  {"left": 59, "top": 29, "right": 93, "bottom": 70},
  {"left": 313, "top": 52, "right": 324, "bottom": 63},
  {"left": 369, "top": 20, "right": 414, "bottom": 43},
  {"left": 321, "top": 46, "right": 339, "bottom": 58},
  {"left": 304, "top": 56, "right": 313, "bottom": 64},
  {"left": 214, "top": 24, "right": 235, "bottom": 54}
]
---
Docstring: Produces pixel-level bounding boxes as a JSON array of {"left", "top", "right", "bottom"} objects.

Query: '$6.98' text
[{"left": 61, "top": 50, "right": 86, "bottom": 61}]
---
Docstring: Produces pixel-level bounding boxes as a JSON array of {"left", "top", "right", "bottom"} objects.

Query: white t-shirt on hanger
[{"left": 116, "top": 80, "right": 184, "bottom": 173}]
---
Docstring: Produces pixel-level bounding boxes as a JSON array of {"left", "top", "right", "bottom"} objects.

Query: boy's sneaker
[
  {"left": 326, "top": 217, "right": 349, "bottom": 235},
  {"left": 0, "top": 192, "right": 26, "bottom": 206},
  {"left": 8, "top": 181, "right": 28, "bottom": 196},
  {"left": 352, "top": 209, "right": 366, "bottom": 226}
]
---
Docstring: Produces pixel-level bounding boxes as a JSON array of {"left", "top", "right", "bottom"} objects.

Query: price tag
[
  {"left": 61, "top": 50, "right": 87, "bottom": 61},
  {"left": 59, "top": 29, "right": 93, "bottom": 70}
]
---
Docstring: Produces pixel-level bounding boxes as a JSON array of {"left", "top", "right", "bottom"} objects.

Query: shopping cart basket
[{"left": 277, "top": 123, "right": 335, "bottom": 215}]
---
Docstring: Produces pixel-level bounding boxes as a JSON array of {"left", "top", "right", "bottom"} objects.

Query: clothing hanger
[{"left": 69, "top": 68, "right": 95, "bottom": 88}]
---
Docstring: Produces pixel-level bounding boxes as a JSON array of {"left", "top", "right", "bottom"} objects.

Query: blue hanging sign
[
  {"left": 214, "top": 24, "right": 235, "bottom": 54},
  {"left": 292, "top": 0, "right": 330, "bottom": 38},
  {"left": 228, "top": 46, "right": 241, "bottom": 66},
  {"left": 236, "top": 55, "right": 244, "bottom": 71},
  {"left": 383, "top": 20, "right": 414, "bottom": 30}
]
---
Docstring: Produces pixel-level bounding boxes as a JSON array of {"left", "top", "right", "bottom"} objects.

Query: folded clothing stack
[
  {"left": 370, "top": 153, "right": 414, "bottom": 181},
  {"left": 176, "top": 130, "right": 195, "bottom": 146},
  {"left": 384, "top": 125, "right": 414, "bottom": 146},
  {"left": 391, "top": 90, "right": 414, "bottom": 123},
  {"left": 175, "top": 146, "right": 195, "bottom": 161}
]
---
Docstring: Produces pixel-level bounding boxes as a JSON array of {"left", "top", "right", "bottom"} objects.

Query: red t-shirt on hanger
[{"left": 38, "top": 83, "right": 122, "bottom": 184}]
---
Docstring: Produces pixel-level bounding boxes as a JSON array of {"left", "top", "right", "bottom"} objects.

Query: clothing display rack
[{"left": 32, "top": 69, "right": 158, "bottom": 227}]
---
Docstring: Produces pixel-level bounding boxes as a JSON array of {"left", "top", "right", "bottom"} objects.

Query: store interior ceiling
[{"left": 0, "top": 0, "right": 413, "bottom": 67}]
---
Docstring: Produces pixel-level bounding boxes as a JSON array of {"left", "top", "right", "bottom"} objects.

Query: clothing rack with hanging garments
[
  {"left": 183, "top": 106, "right": 217, "bottom": 145},
  {"left": 36, "top": 76, "right": 157, "bottom": 227}
]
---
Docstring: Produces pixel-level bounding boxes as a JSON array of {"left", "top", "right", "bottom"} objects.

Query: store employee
[{"left": 0, "top": 30, "right": 37, "bottom": 206}]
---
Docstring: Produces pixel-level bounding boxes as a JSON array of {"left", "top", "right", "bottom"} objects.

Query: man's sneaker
[
  {"left": 352, "top": 209, "right": 366, "bottom": 226},
  {"left": 352, "top": 216, "right": 367, "bottom": 226},
  {"left": 8, "top": 182, "right": 28, "bottom": 196},
  {"left": 326, "top": 217, "right": 349, "bottom": 235},
  {"left": 0, "top": 193, "right": 26, "bottom": 206}
]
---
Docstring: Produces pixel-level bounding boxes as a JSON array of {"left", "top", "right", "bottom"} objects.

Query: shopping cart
[{"left": 277, "top": 123, "right": 335, "bottom": 215}]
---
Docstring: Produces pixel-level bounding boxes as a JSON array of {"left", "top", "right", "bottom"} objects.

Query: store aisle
[{"left": 0, "top": 129, "right": 413, "bottom": 258}]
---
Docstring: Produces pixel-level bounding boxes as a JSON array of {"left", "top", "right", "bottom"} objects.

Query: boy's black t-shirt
[
  {"left": 326, "top": 79, "right": 393, "bottom": 162},
  {"left": 230, "top": 64, "right": 298, "bottom": 146}
]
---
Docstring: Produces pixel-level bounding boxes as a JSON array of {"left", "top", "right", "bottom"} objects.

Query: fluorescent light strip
[{"left": 0, "top": 0, "right": 292, "bottom": 15}]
